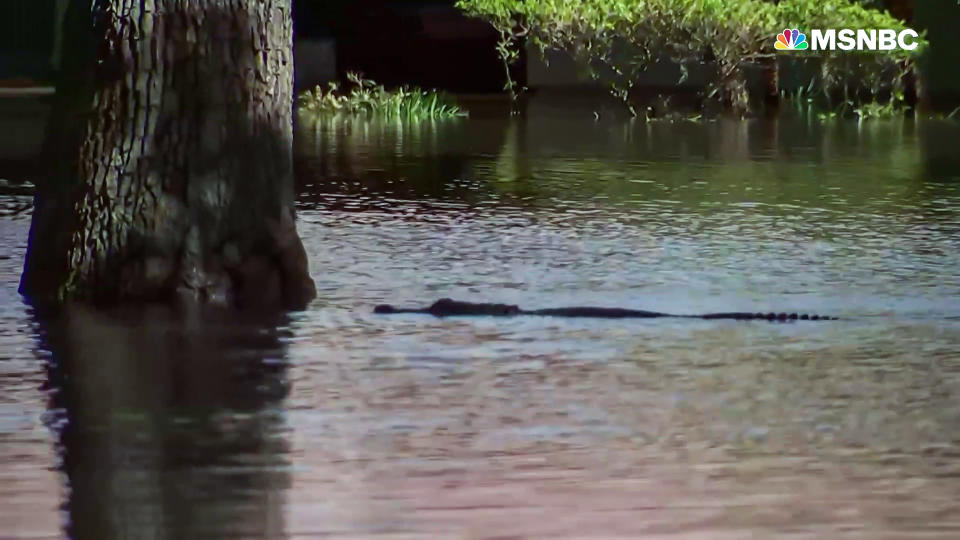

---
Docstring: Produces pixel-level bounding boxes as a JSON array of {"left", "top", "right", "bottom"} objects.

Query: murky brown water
[{"left": 2, "top": 104, "right": 960, "bottom": 538}]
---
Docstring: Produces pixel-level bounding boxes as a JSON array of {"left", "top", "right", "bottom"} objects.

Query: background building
[{"left": 0, "top": 1, "right": 66, "bottom": 83}]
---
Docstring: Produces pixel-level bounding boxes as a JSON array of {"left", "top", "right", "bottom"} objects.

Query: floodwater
[{"left": 2, "top": 102, "right": 960, "bottom": 538}]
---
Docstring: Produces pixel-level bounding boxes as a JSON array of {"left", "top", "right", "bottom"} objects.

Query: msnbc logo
[
  {"left": 775, "top": 29, "right": 808, "bottom": 50},
  {"left": 774, "top": 28, "right": 920, "bottom": 51}
]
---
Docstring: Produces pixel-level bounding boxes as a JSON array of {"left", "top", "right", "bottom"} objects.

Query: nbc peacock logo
[{"left": 775, "top": 28, "right": 808, "bottom": 50}]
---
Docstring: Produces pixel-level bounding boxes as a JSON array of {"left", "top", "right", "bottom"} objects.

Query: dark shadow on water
[
  {"left": 919, "top": 121, "right": 960, "bottom": 181},
  {"left": 36, "top": 304, "right": 293, "bottom": 539}
]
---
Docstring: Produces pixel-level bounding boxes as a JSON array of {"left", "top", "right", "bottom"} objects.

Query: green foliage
[
  {"left": 298, "top": 73, "right": 465, "bottom": 120},
  {"left": 457, "top": 0, "right": 926, "bottom": 116}
]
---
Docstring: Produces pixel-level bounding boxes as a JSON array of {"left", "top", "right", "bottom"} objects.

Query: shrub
[{"left": 456, "top": 0, "right": 925, "bottom": 116}]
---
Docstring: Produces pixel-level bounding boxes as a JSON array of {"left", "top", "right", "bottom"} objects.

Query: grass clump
[
  {"left": 456, "top": 0, "right": 925, "bottom": 117},
  {"left": 298, "top": 72, "right": 465, "bottom": 120}
]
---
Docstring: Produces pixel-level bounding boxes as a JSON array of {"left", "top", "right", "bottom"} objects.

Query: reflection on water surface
[{"left": 2, "top": 105, "right": 960, "bottom": 538}]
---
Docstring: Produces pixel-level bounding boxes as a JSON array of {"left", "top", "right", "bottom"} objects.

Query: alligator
[{"left": 374, "top": 298, "right": 839, "bottom": 321}]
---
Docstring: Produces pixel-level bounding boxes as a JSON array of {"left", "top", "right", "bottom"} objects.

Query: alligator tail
[{"left": 698, "top": 312, "right": 839, "bottom": 321}]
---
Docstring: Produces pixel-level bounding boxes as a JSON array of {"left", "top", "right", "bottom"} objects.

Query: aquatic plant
[
  {"left": 298, "top": 72, "right": 465, "bottom": 120},
  {"left": 456, "top": 0, "right": 925, "bottom": 117}
]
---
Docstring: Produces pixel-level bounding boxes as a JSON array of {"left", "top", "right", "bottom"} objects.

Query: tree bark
[{"left": 21, "top": 0, "right": 316, "bottom": 309}]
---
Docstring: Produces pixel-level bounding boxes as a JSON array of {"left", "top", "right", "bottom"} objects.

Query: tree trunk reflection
[{"left": 39, "top": 305, "right": 291, "bottom": 539}]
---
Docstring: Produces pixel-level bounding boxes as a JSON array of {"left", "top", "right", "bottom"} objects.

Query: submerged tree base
[{"left": 110, "top": 208, "right": 316, "bottom": 310}]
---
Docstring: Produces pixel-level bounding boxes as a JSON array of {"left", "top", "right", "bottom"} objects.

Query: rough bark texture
[{"left": 22, "top": 0, "right": 316, "bottom": 309}]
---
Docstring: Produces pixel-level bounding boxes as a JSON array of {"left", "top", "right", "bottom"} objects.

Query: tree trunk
[{"left": 21, "top": 0, "right": 316, "bottom": 309}]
